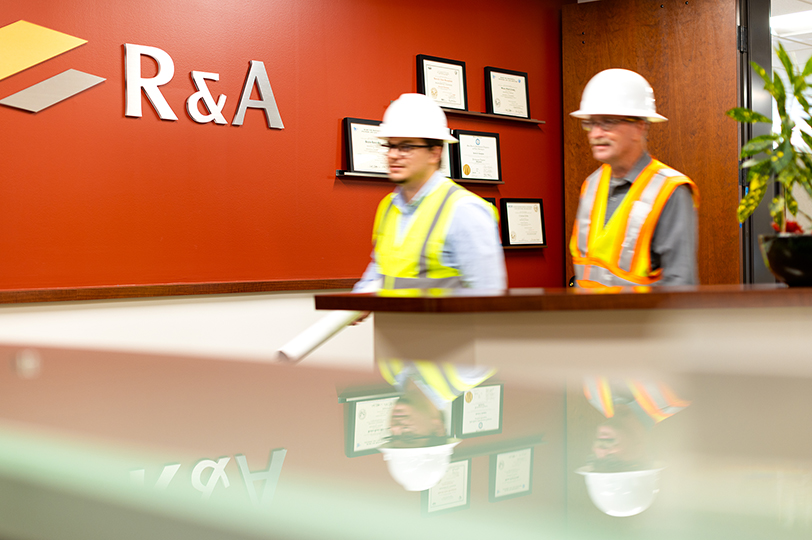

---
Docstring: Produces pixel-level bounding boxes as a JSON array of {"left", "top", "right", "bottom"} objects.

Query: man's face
[
  {"left": 388, "top": 398, "right": 445, "bottom": 447},
  {"left": 584, "top": 116, "right": 646, "bottom": 168},
  {"left": 386, "top": 137, "right": 440, "bottom": 185}
]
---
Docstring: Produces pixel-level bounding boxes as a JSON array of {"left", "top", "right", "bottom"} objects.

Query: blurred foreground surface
[{"left": 1, "top": 342, "right": 811, "bottom": 540}]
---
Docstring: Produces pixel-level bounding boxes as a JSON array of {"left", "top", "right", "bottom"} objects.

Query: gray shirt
[{"left": 604, "top": 153, "right": 698, "bottom": 285}]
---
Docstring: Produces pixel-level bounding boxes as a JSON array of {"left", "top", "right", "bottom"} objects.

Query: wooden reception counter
[{"left": 316, "top": 285, "right": 812, "bottom": 378}]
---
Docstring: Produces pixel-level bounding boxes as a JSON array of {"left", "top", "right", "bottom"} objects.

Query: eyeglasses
[
  {"left": 581, "top": 118, "right": 641, "bottom": 132},
  {"left": 382, "top": 142, "right": 433, "bottom": 155}
]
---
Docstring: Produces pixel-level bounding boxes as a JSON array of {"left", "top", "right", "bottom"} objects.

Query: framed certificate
[
  {"left": 417, "top": 55, "right": 468, "bottom": 111},
  {"left": 484, "top": 67, "right": 530, "bottom": 119},
  {"left": 343, "top": 118, "right": 388, "bottom": 174},
  {"left": 439, "top": 141, "right": 452, "bottom": 179},
  {"left": 489, "top": 447, "right": 534, "bottom": 502},
  {"left": 499, "top": 198, "right": 546, "bottom": 248},
  {"left": 422, "top": 459, "right": 471, "bottom": 515},
  {"left": 453, "top": 383, "right": 503, "bottom": 438},
  {"left": 342, "top": 394, "right": 399, "bottom": 457},
  {"left": 451, "top": 130, "right": 501, "bottom": 182}
]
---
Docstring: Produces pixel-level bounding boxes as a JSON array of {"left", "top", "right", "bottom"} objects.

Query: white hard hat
[
  {"left": 378, "top": 93, "right": 458, "bottom": 143},
  {"left": 378, "top": 441, "right": 460, "bottom": 491},
  {"left": 570, "top": 69, "right": 667, "bottom": 122},
  {"left": 576, "top": 466, "right": 664, "bottom": 517}
]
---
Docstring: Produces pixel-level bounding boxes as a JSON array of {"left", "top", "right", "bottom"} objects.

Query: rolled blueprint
[{"left": 276, "top": 310, "right": 362, "bottom": 362}]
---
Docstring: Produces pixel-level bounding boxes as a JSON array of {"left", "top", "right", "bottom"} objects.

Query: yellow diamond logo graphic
[{"left": 0, "top": 20, "right": 87, "bottom": 81}]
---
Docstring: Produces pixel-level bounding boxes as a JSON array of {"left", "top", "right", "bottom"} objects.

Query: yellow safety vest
[
  {"left": 378, "top": 359, "right": 496, "bottom": 404},
  {"left": 569, "top": 159, "right": 699, "bottom": 288},
  {"left": 373, "top": 178, "right": 492, "bottom": 290}
]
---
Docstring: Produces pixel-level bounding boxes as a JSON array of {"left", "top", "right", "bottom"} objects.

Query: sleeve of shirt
[
  {"left": 650, "top": 185, "right": 698, "bottom": 285},
  {"left": 352, "top": 255, "right": 382, "bottom": 292},
  {"left": 443, "top": 198, "right": 508, "bottom": 289}
]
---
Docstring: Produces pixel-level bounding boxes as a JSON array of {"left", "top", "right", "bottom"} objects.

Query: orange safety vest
[
  {"left": 583, "top": 376, "right": 690, "bottom": 425},
  {"left": 569, "top": 159, "right": 698, "bottom": 288}
]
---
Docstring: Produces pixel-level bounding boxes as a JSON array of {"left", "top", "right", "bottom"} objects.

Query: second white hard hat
[
  {"left": 378, "top": 93, "right": 458, "bottom": 143},
  {"left": 577, "top": 466, "right": 664, "bottom": 517},
  {"left": 570, "top": 69, "right": 667, "bottom": 122}
]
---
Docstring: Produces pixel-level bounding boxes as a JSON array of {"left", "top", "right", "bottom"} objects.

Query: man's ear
[{"left": 428, "top": 145, "right": 443, "bottom": 165}]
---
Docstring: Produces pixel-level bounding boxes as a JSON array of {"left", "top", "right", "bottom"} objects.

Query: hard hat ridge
[{"left": 378, "top": 93, "right": 459, "bottom": 143}]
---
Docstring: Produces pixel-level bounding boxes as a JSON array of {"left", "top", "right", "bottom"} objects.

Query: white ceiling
[{"left": 772, "top": 0, "right": 812, "bottom": 70}]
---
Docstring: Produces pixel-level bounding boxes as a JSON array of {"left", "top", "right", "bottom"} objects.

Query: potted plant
[{"left": 727, "top": 43, "right": 812, "bottom": 285}]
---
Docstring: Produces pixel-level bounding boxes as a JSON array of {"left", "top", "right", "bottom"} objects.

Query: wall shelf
[
  {"left": 442, "top": 108, "right": 545, "bottom": 125},
  {"left": 336, "top": 170, "right": 504, "bottom": 185}
]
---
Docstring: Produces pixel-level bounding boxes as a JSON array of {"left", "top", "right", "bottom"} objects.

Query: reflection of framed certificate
[
  {"left": 451, "top": 130, "right": 501, "bottom": 182},
  {"left": 454, "top": 383, "right": 503, "bottom": 438},
  {"left": 422, "top": 459, "right": 471, "bottom": 515},
  {"left": 489, "top": 447, "right": 534, "bottom": 502},
  {"left": 484, "top": 67, "right": 530, "bottom": 119},
  {"left": 343, "top": 394, "right": 399, "bottom": 457},
  {"left": 343, "top": 118, "right": 388, "bottom": 174},
  {"left": 499, "top": 198, "right": 546, "bottom": 248},
  {"left": 417, "top": 55, "right": 468, "bottom": 111}
]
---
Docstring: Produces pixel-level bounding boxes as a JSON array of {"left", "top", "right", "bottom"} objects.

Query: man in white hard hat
[
  {"left": 569, "top": 69, "right": 699, "bottom": 287},
  {"left": 353, "top": 93, "right": 506, "bottom": 292}
]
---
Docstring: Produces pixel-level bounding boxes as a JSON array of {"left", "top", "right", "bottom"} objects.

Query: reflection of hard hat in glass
[
  {"left": 378, "top": 441, "right": 461, "bottom": 491},
  {"left": 576, "top": 466, "right": 664, "bottom": 517}
]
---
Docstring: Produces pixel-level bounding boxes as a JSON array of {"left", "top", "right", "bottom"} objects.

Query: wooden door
[{"left": 562, "top": 0, "right": 740, "bottom": 285}]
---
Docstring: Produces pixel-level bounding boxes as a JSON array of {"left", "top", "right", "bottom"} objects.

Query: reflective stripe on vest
[
  {"left": 373, "top": 179, "right": 478, "bottom": 290},
  {"left": 569, "top": 160, "right": 698, "bottom": 287}
]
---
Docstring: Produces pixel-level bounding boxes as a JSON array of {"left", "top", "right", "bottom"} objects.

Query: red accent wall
[{"left": 0, "top": 0, "right": 567, "bottom": 290}]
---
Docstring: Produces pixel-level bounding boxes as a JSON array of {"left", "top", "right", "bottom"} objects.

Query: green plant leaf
[
  {"left": 726, "top": 108, "right": 770, "bottom": 123},
  {"left": 773, "top": 72, "right": 787, "bottom": 117},
  {"left": 798, "top": 175, "right": 812, "bottom": 201},
  {"left": 737, "top": 169, "right": 770, "bottom": 223},
  {"left": 742, "top": 156, "right": 771, "bottom": 169},
  {"left": 778, "top": 43, "right": 796, "bottom": 79},
  {"left": 801, "top": 130, "right": 812, "bottom": 152},
  {"left": 804, "top": 55, "right": 812, "bottom": 77},
  {"left": 751, "top": 61, "right": 771, "bottom": 86},
  {"left": 769, "top": 138, "right": 795, "bottom": 173},
  {"left": 741, "top": 134, "right": 778, "bottom": 157},
  {"left": 786, "top": 186, "right": 799, "bottom": 216},
  {"left": 769, "top": 195, "right": 786, "bottom": 229}
]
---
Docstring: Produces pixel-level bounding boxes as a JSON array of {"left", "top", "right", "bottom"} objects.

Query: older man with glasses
[
  {"left": 569, "top": 69, "right": 699, "bottom": 288},
  {"left": 352, "top": 93, "right": 506, "bottom": 294}
]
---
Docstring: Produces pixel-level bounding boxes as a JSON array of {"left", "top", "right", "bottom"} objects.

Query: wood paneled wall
[{"left": 562, "top": 0, "right": 740, "bottom": 285}]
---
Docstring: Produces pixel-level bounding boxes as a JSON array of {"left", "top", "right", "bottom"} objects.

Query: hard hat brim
[{"left": 569, "top": 109, "right": 668, "bottom": 123}]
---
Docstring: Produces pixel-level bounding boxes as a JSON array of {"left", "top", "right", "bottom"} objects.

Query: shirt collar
[
  {"left": 392, "top": 171, "right": 445, "bottom": 211},
  {"left": 611, "top": 152, "right": 652, "bottom": 186}
]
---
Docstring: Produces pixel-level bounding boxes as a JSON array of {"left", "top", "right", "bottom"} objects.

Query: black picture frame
[
  {"left": 417, "top": 54, "right": 468, "bottom": 111},
  {"left": 421, "top": 459, "right": 472, "bottom": 515},
  {"left": 342, "top": 117, "right": 388, "bottom": 174},
  {"left": 452, "top": 382, "right": 504, "bottom": 439},
  {"left": 484, "top": 67, "right": 531, "bottom": 119},
  {"left": 489, "top": 447, "right": 534, "bottom": 502},
  {"left": 499, "top": 198, "right": 546, "bottom": 248},
  {"left": 451, "top": 130, "right": 502, "bottom": 182}
]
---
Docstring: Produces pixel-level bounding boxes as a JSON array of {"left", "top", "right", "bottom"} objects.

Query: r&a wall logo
[{"left": 0, "top": 20, "right": 284, "bottom": 129}]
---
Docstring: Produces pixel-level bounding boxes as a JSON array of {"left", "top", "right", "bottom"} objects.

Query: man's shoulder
[{"left": 652, "top": 160, "right": 690, "bottom": 180}]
